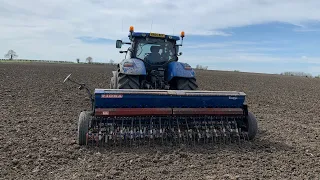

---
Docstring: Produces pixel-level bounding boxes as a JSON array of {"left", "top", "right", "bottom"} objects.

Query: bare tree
[
  {"left": 195, "top": 64, "right": 208, "bottom": 70},
  {"left": 86, "top": 56, "right": 93, "bottom": 64},
  {"left": 5, "top": 50, "right": 18, "bottom": 60},
  {"left": 76, "top": 58, "right": 80, "bottom": 63},
  {"left": 281, "top": 71, "right": 312, "bottom": 77},
  {"left": 109, "top": 59, "right": 115, "bottom": 64}
]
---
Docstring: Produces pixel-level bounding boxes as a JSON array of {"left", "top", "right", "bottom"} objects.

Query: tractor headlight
[{"left": 183, "top": 63, "right": 192, "bottom": 70}]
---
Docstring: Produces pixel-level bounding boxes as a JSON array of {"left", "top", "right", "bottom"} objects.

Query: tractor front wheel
[{"left": 78, "top": 111, "right": 92, "bottom": 145}]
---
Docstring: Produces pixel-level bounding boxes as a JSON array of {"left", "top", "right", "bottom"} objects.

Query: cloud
[
  {"left": 1, "top": 0, "right": 320, "bottom": 67},
  {"left": 293, "top": 27, "right": 320, "bottom": 32},
  {"left": 77, "top": 36, "right": 114, "bottom": 44}
]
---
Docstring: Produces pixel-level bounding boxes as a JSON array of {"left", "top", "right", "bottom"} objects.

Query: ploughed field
[{"left": 1, "top": 62, "right": 320, "bottom": 180}]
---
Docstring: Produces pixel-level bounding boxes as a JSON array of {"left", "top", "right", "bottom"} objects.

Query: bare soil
[{"left": 1, "top": 62, "right": 319, "bottom": 180}]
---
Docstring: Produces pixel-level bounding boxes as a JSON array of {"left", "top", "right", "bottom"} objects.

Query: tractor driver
[{"left": 145, "top": 45, "right": 164, "bottom": 64}]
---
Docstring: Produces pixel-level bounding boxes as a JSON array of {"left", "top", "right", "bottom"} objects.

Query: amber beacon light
[
  {"left": 180, "top": 31, "right": 185, "bottom": 38},
  {"left": 129, "top": 26, "right": 134, "bottom": 32}
]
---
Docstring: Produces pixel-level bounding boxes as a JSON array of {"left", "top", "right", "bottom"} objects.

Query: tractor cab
[
  {"left": 116, "top": 27, "right": 184, "bottom": 68},
  {"left": 133, "top": 37, "right": 177, "bottom": 65}
]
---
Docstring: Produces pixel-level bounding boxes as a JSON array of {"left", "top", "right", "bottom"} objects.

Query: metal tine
[
  {"left": 231, "top": 119, "right": 238, "bottom": 144},
  {"left": 139, "top": 117, "right": 142, "bottom": 147},
  {"left": 162, "top": 118, "right": 168, "bottom": 145},
  {"left": 152, "top": 117, "right": 156, "bottom": 146},
  {"left": 113, "top": 118, "right": 116, "bottom": 147},
  {"left": 223, "top": 119, "right": 226, "bottom": 144},
  {"left": 120, "top": 118, "right": 124, "bottom": 148},
  {"left": 170, "top": 117, "right": 175, "bottom": 146},
  {"left": 210, "top": 117, "right": 214, "bottom": 145},
  {"left": 210, "top": 117, "right": 215, "bottom": 144},
  {"left": 192, "top": 118, "right": 196, "bottom": 146},
  {"left": 194, "top": 117, "right": 199, "bottom": 144},
  {"left": 181, "top": 118, "right": 184, "bottom": 145},
  {"left": 241, "top": 128, "right": 246, "bottom": 142},
  {"left": 179, "top": 118, "right": 183, "bottom": 145},
  {"left": 122, "top": 118, "right": 125, "bottom": 147},
  {"left": 126, "top": 118, "right": 130, "bottom": 147},
  {"left": 149, "top": 117, "right": 152, "bottom": 147},
  {"left": 163, "top": 118, "right": 166, "bottom": 146},
  {"left": 195, "top": 118, "right": 201, "bottom": 144},
  {"left": 183, "top": 118, "right": 188, "bottom": 145},
  {"left": 176, "top": 118, "right": 181, "bottom": 145},
  {"left": 203, "top": 118, "right": 206, "bottom": 144},
  {"left": 130, "top": 118, "right": 133, "bottom": 147},
  {"left": 143, "top": 117, "right": 147, "bottom": 146},
  {"left": 204, "top": 117, "right": 209, "bottom": 144},
  {"left": 153, "top": 117, "right": 156, "bottom": 146},
  {"left": 229, "top": 119, "right": 233, "bottom": 144},
  {"left": 101, "top": 120, "right": 104, "bottom": 148},
  {"left": 167, "top": 117, "right": 171, "bottom": 145},
  {"left": 234, "top": 119, "right": 241, "bottom": 145},
  {"left": 220, "top": 118, "right": 226, "bottom": 145},
  {"left": 106, "top": 120, "right": 109, "bottom": 147},
  {"left": 184, "top": 117, "right": 190, "bottom": 146},
  {"left": 144, "top": 117, "right": 147, "bottom": 146},
  {"left": 203, "top": 117, "right": 207, "bottom": 145},
  {"left": 96, "top": 120, "right": 99, "bottom": 147},
  {"left": 150, "top": 117, "right": 156, "bottom": 146},
  {"left": 214, "top": 120, "right": 220, "bottom": 144},
  {"left": 185, "top": 118, "right": 190, "bottom": 145},
  {"left": 103, "top": 121, "right": 105, "bottom": 147},
  {"left": 159, "top": 117, "right": 163, "bottom": 145},
  {"left": 175, "top": 117, "right": 179, "bottom": 146},
  {"left": 133, "top": 117, "right": 136, "bottom": 147},
  {"left": 168, "top": 116, "right": 173, "bottom": 145},
  {"left": 98, "top": 119, "right": 101, "bottom": 147},
  {"left": 135, "top": 117, "right": 139, "bottom": 147},
  {"left": 225, "top": 118, "right": 231, "bottom": 145}
]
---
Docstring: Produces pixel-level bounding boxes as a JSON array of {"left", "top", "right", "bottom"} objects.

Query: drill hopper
[{"left": 81, "top": 89, "right": 258, "bottom": 146}]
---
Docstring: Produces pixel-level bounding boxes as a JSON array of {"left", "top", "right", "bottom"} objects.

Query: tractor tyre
[
  {"left": 175, "top": 78, "right": 198, "bottom": 90},
  {"left": 110, "top": 77, "right": 114, "bottom": 89},
  {"left": 247, "top": 112, "right": 258, "bottom": 140},
  {"left": 117, "top": 73, "right": 140, "bottom": 89},
  {"left": 78, "top": 111, "right": 92, "bottom": 145},
  {"left": 110, "top": 71, "right": 118, "bottom": 89}
]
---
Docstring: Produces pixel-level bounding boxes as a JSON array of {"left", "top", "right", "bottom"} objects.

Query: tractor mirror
[{"left": 116, "top": 40, "right": 122, "bottom": 48}]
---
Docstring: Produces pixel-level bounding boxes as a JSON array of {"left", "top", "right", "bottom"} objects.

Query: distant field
[
  {"left": 1, "top": 62, "right": 319, "bottom": 179},
  {"left": 0, "top": 59, "right": 113, "bottom": 65},
  {"left": 0, "top": 59, "right": 74, "bottom": 64}
]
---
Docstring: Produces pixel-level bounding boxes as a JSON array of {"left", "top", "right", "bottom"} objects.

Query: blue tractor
[
  {"left": 63, "top": 26, "right": 258, "bottom": 146},
  {"left": 110, "top": 26, "right": 197, "bottom": 90}
]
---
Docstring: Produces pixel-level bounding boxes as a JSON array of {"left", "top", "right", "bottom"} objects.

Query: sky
[{"left": 1, "top": 0, "right": 320, "bottom": 75}]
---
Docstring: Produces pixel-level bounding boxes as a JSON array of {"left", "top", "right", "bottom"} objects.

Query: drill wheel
[
  {"left": 247, "top": 112, "right": 258, "bottom": 140},
  {"left": 78, "top": 111, "right": 92, "bottom": 145}
]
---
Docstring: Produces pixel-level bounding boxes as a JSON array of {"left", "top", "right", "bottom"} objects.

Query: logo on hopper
[
  {"left": 101, "top": 94, "right": 123, "bottom": 98},
  {"left": 229, "top": 96, "right": 238, "bottom": 100},
  {"left": 102, "top": 111, "right": 109, "bottom": 115}
]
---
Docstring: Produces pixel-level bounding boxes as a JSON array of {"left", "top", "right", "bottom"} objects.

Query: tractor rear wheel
[
  {"left": 117, "top": 73, "right": 140, "bottom": 89},
  {"left": 247, "top": 112, "right": 258, "bottom": 140},
  {"left": 78, "top": 111, "right": 92, "bottom": 145},
  {"left": 175, "top": 78, "right": 198, "bottom": 90}
]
